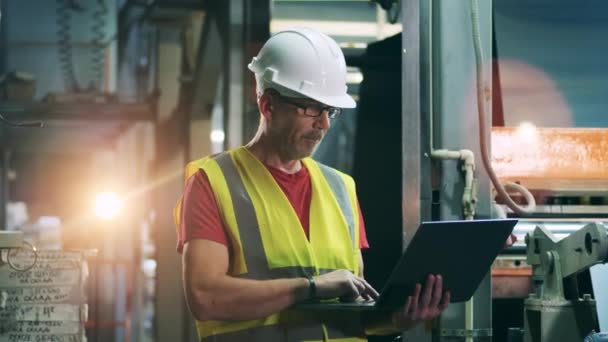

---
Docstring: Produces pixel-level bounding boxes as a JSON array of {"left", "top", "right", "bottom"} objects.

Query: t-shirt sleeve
[
  {"left": 358, "top": 199, "right": 370, "bottom": 249},
  {"left": 177, "top": 169, "right": 228, "bottom": 253}
]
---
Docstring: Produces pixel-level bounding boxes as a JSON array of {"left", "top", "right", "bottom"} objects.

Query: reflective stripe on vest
[
  {"left": 316, "top": 163, "right": 356, "bottom": 249},
  {"left": 214, "top": 152, "right": 271, "bottom": 279}
]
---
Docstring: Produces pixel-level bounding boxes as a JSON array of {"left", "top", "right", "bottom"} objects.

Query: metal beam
[
  {"left": 224, "top": 0, "right": 245, "bottom": 148},
  {"left": 402, "top": 1, "right": 496, "bottom": 341},
  {"left": 0, "top": 102, "right": 154, "bottom": 122},
  {"left": 0, "top": 0, "right": 7, "bottom": 75},
  {"left": 242, "top": 0, "right": 270, "bottom": 141},
  {"left": 492, "top": 127, "right": 608, "bottom": 190},
  {"left": 2, "top": 125, "right": 126, "bottom": 155},
  {"left": 153, "top": 26, "right": 194, "bottom": 342},
  {"left": 216, "top": 0, "right": 270, "bottom": 149},
  {"left": 432, "top": 1, "right": 494, "bottom": 341},
  {"left": 0, "top": 149, "right": 7, "bottom": 230},
  {"left": 188, "top": 9, "right": 221, "bottom": 160},
  {"left": 401, "top": 0, "right": 435, "bottom": 340},
  {"left": 402, "top": 0, "right": 423, "bottom": 250}
]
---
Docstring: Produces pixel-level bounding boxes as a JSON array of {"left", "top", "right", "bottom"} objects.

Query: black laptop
[{"left": 295, "top": 219, "right": 518, "bottom": 312}]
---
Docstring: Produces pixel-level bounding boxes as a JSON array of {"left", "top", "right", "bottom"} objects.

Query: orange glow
[
  {"left": 497, "top": 59, "right": 573, "bottom": 127},
  {"left": 492, "top": 127, "right": 608, "bottom": 189}
]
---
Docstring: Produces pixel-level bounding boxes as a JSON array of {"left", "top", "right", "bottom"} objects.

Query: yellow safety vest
[{"left": 175, "top": 147, "right": 366, "bottom": 342}]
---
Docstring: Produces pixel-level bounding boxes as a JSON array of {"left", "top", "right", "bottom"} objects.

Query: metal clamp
[{"left": 437, "top": 328, "right": 493, "bottom": 338}]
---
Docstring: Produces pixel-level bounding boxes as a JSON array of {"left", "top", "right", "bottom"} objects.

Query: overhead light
[
  {"left": 346, "top": 71, "right": 364, "bottom": 84},
  {"left": 210, "top": 129, "right": 225, "bottom": 144},
  {"left": 94, "top": 192, "right": 123, "bottom": 220},
  {"left": 271, "top": 19, "right": 402, "bottom": 38}
]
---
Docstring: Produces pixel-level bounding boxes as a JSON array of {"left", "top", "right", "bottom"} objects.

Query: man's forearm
[{"left": 186, "top": 275, "right": 310, "bottom": 321}]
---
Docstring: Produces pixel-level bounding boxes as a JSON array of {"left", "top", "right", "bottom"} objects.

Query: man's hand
[
  {"left": 392, "top": 274, "right": 450, "bottom": 330},
  {"left": 313, "top": 270, "right": 379, "bottom": 301}
]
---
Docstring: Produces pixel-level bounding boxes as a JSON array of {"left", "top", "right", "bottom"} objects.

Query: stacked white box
[{"left": 0, "top": 251, "right": 88, "bottom": 342}]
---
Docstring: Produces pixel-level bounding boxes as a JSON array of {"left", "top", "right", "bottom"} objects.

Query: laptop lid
[{"left": 374, "top": 219, "right": 517, "bottom": 309}]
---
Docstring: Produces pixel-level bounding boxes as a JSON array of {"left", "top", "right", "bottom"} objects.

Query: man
[{"left": 176, "top": 27, "right": 449, "bottom": 342}]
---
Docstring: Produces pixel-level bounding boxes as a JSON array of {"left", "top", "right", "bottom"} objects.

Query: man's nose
[{"left": 313, "top": 112, "right": 330, "bottom": 130}]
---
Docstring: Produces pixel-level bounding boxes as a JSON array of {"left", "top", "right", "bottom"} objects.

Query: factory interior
[{"left": 1, "top": 0, "right": 608, "bottom": 341}]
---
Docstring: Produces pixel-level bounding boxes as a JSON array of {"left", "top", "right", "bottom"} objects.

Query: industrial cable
[
  {"left": 52, "top": 0, "right": 156, "bottom": 98},
  {"left": 470, "top": 0, "right": 536, "bottom": 216},
  {"left": 56, "top": 0, "right": 83, "bottom": 92},
  {"left": 90, "top": 0, "right": 108, "bottom": 91}
]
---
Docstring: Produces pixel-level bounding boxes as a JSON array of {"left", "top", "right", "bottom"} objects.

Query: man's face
[{"left": 267, "top": 92, "right": 334, "bottom": 160}]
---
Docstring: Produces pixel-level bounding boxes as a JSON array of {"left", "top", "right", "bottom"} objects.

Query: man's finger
[
  {"left": 408, "top": 283, "right": 421, "bottom": 317},
  {"left": 359, "top": 289, "right": 370, "bottom": 300},
  {"left": 439, "top": 291, "right": 451, "bottom": 310},
  {"left": 354, "top": 280, "right": 374, "bottom": 301},
  {"left": 420, "top": 274, "right": 435, "bottom": 308},
  {"left": 353, "top": 279, "right": 367, "bottom": 293},
  {"left": 504, "top": 233, "right": 517, "bottom": 248},
  {"left": 402, "top": 296, "right": 413, "bottom": 317},
  {"left": 347, "top": 280, "right": 360, "bottom": 298},
  {"left": 357, "top": 277, "right": 380, "bottom": 299},
  {"left": 429, "top": 274, "right": 443, "bottom": 308},
  {"left": 366, "top": 289, "right": 379, "bottom": 300}
]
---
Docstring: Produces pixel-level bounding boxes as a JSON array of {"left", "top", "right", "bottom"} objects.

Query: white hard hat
[{"left": 248, "top": 27, "right": 356, "bottom": 109}]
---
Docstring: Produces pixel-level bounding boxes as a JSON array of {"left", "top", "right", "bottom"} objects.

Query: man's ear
[{"left": 258, "top": 91, "right": 274, "bottom": 120}]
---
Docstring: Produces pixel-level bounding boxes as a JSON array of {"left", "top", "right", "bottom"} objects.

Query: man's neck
[{"left": 245, "top": 139, "right": 302, "bottom": 174}]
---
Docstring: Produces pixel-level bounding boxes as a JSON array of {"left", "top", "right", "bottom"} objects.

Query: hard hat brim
[
  {"left": 263, "top": 80, "right": 357, "bottom": 109},
  {"left": 311, "top": 93, "right": 357, "bottom": 109}
]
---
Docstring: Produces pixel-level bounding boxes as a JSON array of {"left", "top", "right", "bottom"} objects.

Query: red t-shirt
[{"left": 177, "top": 165, "right": 369, "bottom": 253}]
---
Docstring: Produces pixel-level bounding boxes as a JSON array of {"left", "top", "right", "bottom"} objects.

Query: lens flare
[{"left": 94, "top": 192, "right": 123, "bottom": 220}]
